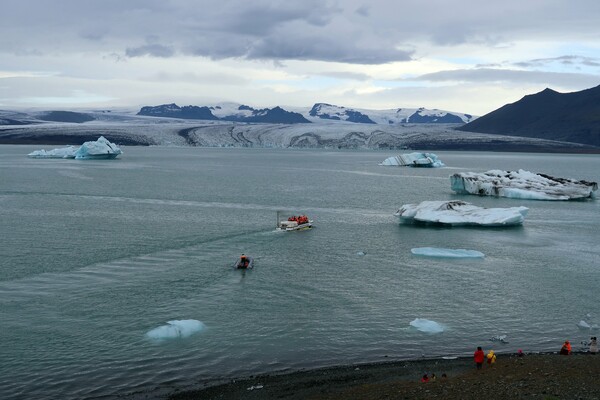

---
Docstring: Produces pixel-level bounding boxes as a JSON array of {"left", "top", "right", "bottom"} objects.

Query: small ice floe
[
  {"left": 395, "top": 200, "right": 528, "bottom": 227},
  {"left": 409, "top": 318, "right": 445, "bottom": 334},
  {"left": 246, "top": 384, "right": 263, "bottom": 391},
  {"left": 145, "top": 319, "right": 205, "bottom": 340},
  {"left": 490, "top": 334, "right": 509, "bottom": 344},
  {"left": 577, "top": 319, "right": 599, "bottom": 331},
  {"left": 411, "top": 247, "right": 484, "bottom": 258},
  {"left": 450, "top": 169, "right": 597, "bottom": 200},
  {"left": 380, "top": 152, "right": 445, "bottom": 168},
  {"left": 28, "top": 136, "right": 122, "bottom": 160}
]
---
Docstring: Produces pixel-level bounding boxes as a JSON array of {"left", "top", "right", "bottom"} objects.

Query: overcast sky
[{"left": 1, "top": 0, "right": 599, "bottom": 115}]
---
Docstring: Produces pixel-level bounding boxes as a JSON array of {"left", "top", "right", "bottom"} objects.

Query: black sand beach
[{"left": 164, "top": 352, "right": 600, "bottom": 400}]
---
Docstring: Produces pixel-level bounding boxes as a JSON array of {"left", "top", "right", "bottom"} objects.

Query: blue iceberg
[
  {"left": 28, "top": 136, "right": 122, "bottom": 159},
  {"left": 451, "top": 169, "right": 597, "bottom": 200},
  {"left": 395, "top": 200, "right": 528, "bottom": 227},
  {"left": 410, "top": 318, "right": 445, "bottom": 333},
  {"left": 380, "top": 152, "right": 444, "bottom": 168},
  {"left": 411, "top": 247, "right": 485, "bottom": 258},
  {"left": 145, "top": 319, "right": 205, "bottom": 340}
]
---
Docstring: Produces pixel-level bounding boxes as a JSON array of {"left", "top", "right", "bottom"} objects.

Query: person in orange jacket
[
  {"left": 560, "top": 340, "right": 572, "bottom": 355},
  {"left": 474, "top": 346, "right": 485, "bottom": 369}
]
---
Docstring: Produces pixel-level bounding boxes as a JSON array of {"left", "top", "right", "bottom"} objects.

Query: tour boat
[{"left": 276, "top": 211, "right": 313, "bottom": 231}]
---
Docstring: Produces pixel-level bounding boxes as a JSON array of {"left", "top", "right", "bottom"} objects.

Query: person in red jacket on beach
[
  {"left": 560, "top": 340, "right": 572, "bottom": 355},
  {"left": 474, "top": 346, "right": 485, "bottom": 369}
]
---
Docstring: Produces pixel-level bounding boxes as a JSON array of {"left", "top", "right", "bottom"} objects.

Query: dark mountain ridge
[
  {"left": 457, "top": 84, "right": 600, "bottom": 146},
  {"left": 138, "top": 103, "right": 310, "bottom": 124}
]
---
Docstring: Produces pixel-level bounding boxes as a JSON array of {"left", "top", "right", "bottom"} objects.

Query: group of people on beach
[
  {"left": 470, "top": 336, "right": 598, "bottom": 372},
  {"left": 420, "top": 372, "right": 447, "bottom": 383},
  {"left": 560, "top": 337, "right": 598, "bottom": 355},
  {"left": 473, "top": 346, "right": 497, "bottom": 369}
]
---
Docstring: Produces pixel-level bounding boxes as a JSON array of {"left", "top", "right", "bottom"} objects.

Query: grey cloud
[
  {"left": 3, "top": 0, "right": 600, "bottom": 65},
  {"left": 246, "top": 37, "right": 412, "bottom": 64},
  {"left": 126, "top": 44, "right": 175, "bottom": 58},
  {"left": 409, "top": 68, "right": 600, "bottom": 88},
  {"left": 514, "top": 55, "right": 600, "bottom": 68}
]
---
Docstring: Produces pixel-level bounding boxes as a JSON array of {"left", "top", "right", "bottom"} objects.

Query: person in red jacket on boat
[{"left": 474, "top": 346, "right": 485, "bottom": 369}]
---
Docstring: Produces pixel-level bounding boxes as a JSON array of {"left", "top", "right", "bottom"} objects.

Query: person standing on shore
[
  {"left": 560, "top": 340, "right": 571, "bottom": 355},
  {"left": 487, "top": 350, "right": 496, "bottom": 365},
  {"left": 590, "top": 337, "right": 598, "bottom": 354},
  {"left": 474, "top": 346, "right": 485, "bottom": 369}
]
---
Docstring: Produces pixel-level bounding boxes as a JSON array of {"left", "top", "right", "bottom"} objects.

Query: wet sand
[{"left": 165, "top": 352, "right": 600, "bottom": 400}]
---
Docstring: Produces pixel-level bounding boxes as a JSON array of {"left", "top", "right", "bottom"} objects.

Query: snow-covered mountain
[
  {"left": 136, "top": 102, "right": 475, "bottom": 125},
  {"left": 300, "top": 103, "right": 474, "bottom": 124}
]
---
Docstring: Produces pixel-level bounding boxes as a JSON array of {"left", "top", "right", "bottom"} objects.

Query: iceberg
[
  {"left": 409, "top": 318, "right": 444, "bottom": 333},
  {"left": 145, "top": 319, "right": 205, "bottom": 340},
  {"left": 395, "top": 200, "right": 528, "bottom": 227},
  {"left": 411, "top": 247, "right": 484, "bottom": 258},
  {"left": 28, "top": 136, "right": 122, "bottom": 159},
  {"left": 380, "top": 152, "right": 444, "bottom": 168},
  {"left": 450, "top": 169, "right": 597, "bottom": 200}
]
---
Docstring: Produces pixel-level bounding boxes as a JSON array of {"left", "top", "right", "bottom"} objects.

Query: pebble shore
[{"left": 166, "top": 353, "right": 600, "bottom": 400}]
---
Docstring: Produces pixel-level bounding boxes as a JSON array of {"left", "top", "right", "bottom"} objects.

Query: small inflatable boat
[{"left": 234, "top": 255, "right": 254, "bottom": 269}]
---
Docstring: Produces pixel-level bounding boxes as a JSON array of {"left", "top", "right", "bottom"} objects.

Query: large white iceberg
[
  {"left": 410, "top": 318, "right": 445, "bottom": 333},
  {"left": 450, "top": 169, "right": 597, "bottom": 200},
  {"left": 380, "top": 152, "right": 444, "bottom": 168},
  {"left": 395, "top": 200, "right": 528, "bottom": 226},
  {"left": 28, "top": 136, "right": 122, "bottom": 159},
  {"left": 411, "top": 247, "right": 485, "bottom": 258},
  {"left": 145, "top": 319, "right": 205, "bottom": 340}
]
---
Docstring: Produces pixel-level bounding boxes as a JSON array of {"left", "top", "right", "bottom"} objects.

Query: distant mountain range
[
  {"left": 136, "top": 102, "right": 474, "bottom": 125},
  {"left": 458, "top": 84, "right": 600, "bottom": 147}
]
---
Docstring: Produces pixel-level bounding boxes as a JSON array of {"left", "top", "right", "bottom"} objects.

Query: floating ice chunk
[
  {"left": 578, "top": 320, "right": 591, "bottom": 329},
  {"left": 411, "top": 247, "right": 484, "bottom": 258},
  {"left": 577, "top": 320, "right": 599, "bottom": 331},
  {"left": 146, "top": 319, "right": 205, "bottom": 340},
  {"left": 74, "top": 136, "right": 122, "bottom": 159},
  {"left": 410, "top": 318, "right": 445, "bottom": 333},
  {"left": 450, "top": 169, "right": 597, "bottom": 200},
  {"left": 27, "top": 146, "right": 78, "bottom": 159},
  {"left": 395, "top": 200, "right": 528, "bottom": 227},
  {"left": 380, "top": 152, "right": 444, "bottom": 168},
  {"left": 28, "top": 136, "right": 122, "bottom": 159},
  {"left": 490, "top": 335, "right": 509, "bottom": 344}
]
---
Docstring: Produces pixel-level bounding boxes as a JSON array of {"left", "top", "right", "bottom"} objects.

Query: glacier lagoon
[{"left": 1, "top": 146, "right": 599, "bottom": 399}]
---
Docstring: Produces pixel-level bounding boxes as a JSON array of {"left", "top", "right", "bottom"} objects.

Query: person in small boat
[{"left": 239, "top": 254, "right": 249, "bottom": 268}]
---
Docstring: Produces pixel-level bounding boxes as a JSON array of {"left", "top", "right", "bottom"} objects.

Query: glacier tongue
[{"left": 450, "top": 169, "right": 597, "bottom": 200}]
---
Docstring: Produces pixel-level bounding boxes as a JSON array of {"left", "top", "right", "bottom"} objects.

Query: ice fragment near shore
[
  {"left": 410, "top": 318, "right": 444, "bottom": 333},
  {"left": 28, "top": 136, "right": 122, "bottom": 159},
  {"left": 395, "top": 200, "right": 528, "bottom": 227},
  {"left": 577, "top": 320, "right": 599, "bottom": 331},
  {"left": 450, "top": 169, "right": 597, "bottom": 200},
  {"left": 146, "top": 319, "right": 205, "bottom": 340},
  {"left": 380, "top": 152, "right": 444, "bottom": 167},
  {"left": 411, "top": 247, "right": 484, "bottom": 258}
]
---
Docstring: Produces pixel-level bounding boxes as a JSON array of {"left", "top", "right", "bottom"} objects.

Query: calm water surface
[{"left": 1, "top": 146, "right": 599, "bottom": 399}]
